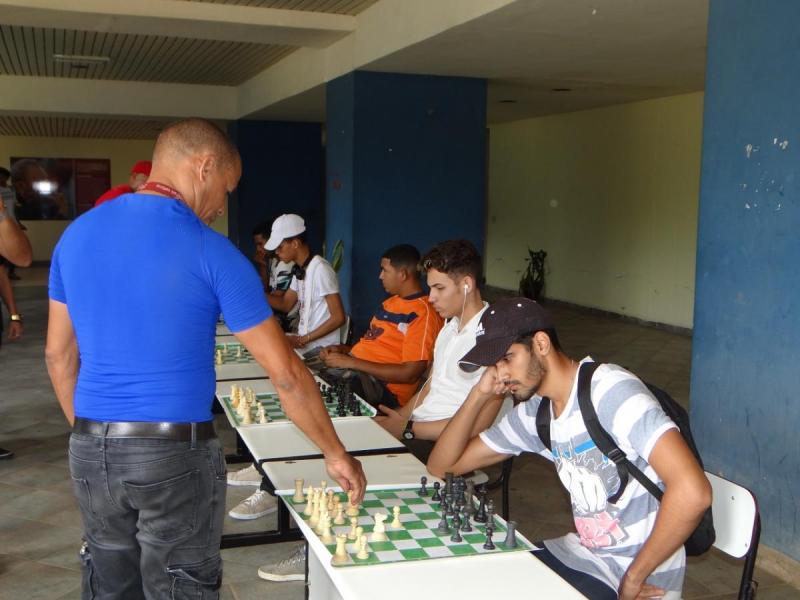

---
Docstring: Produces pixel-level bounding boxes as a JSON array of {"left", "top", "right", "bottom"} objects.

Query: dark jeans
[
  {"left": 532, "top": 546, "right": 618, "bottom": 600},
  {"left": 69, "top": 432, "right": 228, "bottom": 599},
  {"left": 349, "top": 371, "right": 400, "bottom": 410}
]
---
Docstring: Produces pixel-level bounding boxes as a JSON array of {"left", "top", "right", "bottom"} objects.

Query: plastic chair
[
  {"left": 340, "top": 315, "right": 352, "bottom": 345},
  {"left": 706, "top": 471, "right": 761, "bottom": 600}
]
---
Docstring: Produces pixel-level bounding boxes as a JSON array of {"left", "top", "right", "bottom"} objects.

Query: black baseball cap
[{"left": 459, "top": 297, "right": 554, "bottom": 372}]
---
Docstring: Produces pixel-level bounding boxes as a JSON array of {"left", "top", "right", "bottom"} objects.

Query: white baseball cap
[{"left": 265, "top": 213, "right": 306, "bottom": 251}]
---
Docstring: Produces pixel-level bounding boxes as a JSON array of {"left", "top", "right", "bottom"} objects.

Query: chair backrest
[
  {"left": 339, "top": 315, "right": 352, "bottom": 344},
  {"left": 706, "top": 472, "right": 758, "bottom": 559}
]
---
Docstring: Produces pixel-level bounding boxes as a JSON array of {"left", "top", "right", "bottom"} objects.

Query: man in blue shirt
[{"left": 45, "top": 118, "right": 366, "bottom": 599}]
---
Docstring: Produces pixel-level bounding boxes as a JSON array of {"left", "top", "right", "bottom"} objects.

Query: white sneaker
[
  {"left": 228, "top": 489, "right": 278, "bottom": 520},
  {"left": 227, "top": 464, "right": 262, "bottom": 487},
  {"left": 257, "top": 545, "right": 305, "bottom": 582}
]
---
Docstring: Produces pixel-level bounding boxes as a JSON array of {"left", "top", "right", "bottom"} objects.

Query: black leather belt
[{"left": 73, "top": 417, "right": 216, "bottom": 441}]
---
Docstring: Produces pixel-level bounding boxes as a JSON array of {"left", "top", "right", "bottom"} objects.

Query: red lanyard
[{"left": 138, "top": 181, "right": 183, "bottom": 201}]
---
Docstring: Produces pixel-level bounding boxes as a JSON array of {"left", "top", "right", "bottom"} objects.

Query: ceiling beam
[
  {"left": 0, "top": 0, "right": 355, "bottom": 48},
  {"left": 238, "top": 0, "right": 517, "bottom": 117},
  {"left": 0, "top": 75, "right": 238, "bottom": 120}
]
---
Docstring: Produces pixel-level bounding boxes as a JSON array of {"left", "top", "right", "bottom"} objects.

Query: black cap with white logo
[{"left": 459, "top": 297, "right": 554, "bottom": 372}]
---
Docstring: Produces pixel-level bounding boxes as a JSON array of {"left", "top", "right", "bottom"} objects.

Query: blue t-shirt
[{"left": 49, "top": 193, "right": 272, "bottom": 422}]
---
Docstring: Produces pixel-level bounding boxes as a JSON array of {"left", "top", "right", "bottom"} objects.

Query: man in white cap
[
  {"left": 265, "top": 214, "right": 346, "bottom": 350},
  {"left": 226, "top": 213, "right": 348, "bottom": 532}
]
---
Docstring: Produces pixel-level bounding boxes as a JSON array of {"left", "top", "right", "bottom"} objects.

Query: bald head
[
  {"left": 153, "top": 118, "right": 240, "bottom": 170},
  {"left": 145, "top": 118, "right": 241, "bottom": 224}
]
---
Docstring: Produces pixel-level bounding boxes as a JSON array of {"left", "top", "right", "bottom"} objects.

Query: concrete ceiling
[
  {"left": 0, "top": 114, "right": 172, "bottom": 138},
  {"left": 0, "top": 25, "right": 295, "bottom": 85},
  {"left": 181, "top": 0, "right": 378, "bottom": 14},
  {"left": 0, "top": 0, "right": 709, "bottom": 136},
  {"left": 364, "top": 0, "right": 709, "bottom": 123}
]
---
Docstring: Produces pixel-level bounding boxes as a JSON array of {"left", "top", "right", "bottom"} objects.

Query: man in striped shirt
[{"left": 428, "top": 297, "right": 711, "bottom": 600}]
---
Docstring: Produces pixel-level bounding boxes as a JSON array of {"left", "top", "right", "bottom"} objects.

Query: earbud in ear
[{"left": 463, "top": 283, "right": 469, "bottom": 294}]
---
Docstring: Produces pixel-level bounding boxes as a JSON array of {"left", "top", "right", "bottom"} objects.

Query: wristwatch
[
  {"left": 9, "top": 314, "right": 22, "bottom": 322},
  {"left": 402, "top": 419, "right": 415, "bottom": 441}
]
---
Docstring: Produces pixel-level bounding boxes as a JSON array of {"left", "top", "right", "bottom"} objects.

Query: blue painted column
[
  {"left": 326, "top": 71, "right": 487, "bottom": 333},
  {"left": 228, "top": 121, "right": 324, "bottom": 258},
  {"left": 691, "top": 0, "right": 800, "bottom": 560}
]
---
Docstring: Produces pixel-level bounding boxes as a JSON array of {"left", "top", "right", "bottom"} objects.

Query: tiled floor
[{"left": 0, "top": 280, "right": 798, "bottom": 599}]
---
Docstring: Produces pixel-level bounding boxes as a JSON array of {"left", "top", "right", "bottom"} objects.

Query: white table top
[
  {"left": 263, "top": 453, "right": 439, "bottom": 494},
  {"left": 216, "top": 322, "right": 232, "bottom": 336},
  {"left": 215, "top": 361, "right": 268, "bottom": 381},
  {"left": 276, "top": 453, "right": 585, "bottom": 600},
  {"left": 323, "top": 545, "right": 586, "bottom": 599},
  {"left": 238, "top": 418, "right": 405, "bottom": 461}
]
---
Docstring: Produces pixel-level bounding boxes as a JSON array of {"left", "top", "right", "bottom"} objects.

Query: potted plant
[{"left": 519, "top": 248, "right": 546, "bottom": 301}]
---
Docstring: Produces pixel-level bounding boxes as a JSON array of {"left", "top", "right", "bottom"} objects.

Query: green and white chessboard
[
  {"left": 281, "top": 487, "right": 533, "bottom": 567},
  {"left": 218, "top": 389, "right": 376, "bottom": 427},
  {"left": 215, "top": 342, "right": 255, "bottom": 364}
]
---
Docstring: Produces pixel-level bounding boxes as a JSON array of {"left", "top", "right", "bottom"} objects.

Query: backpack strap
[
  {"left": 535, "top": 397, "right": 552, "bottom": 451},
  {"left": 576, "top": 362, "right": 664, "bottom": 504}
]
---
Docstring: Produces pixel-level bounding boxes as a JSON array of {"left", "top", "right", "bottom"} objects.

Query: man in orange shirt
[{"left": 320, "top": 244, "right": 443, "bottom": 408}]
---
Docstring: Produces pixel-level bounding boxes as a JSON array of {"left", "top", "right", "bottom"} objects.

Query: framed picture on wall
[{"left": 8, "top": 157, "right": 111, "bottom": 220}]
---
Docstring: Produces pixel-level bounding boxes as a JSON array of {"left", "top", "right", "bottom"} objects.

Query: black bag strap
[
  {"left": 535, "top": 396, "right": 552, "bottom": 451},
  {"left": 576, "top": 361, "right": 664, "bottom": 503}
]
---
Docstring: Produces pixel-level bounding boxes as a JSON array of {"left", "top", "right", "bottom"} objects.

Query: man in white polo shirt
[
  {"left": 375, "top": 240, "right": 507, "bottom": 453},
  {"left": 265, "top": 214, "right": 345, "bottom": 350}
]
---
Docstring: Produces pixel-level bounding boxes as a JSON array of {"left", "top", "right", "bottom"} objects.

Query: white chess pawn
[
  {"left": 390, "top": 505, "right": 402, "bottom": 529},
  {"left": 346, "top": 491, "right": 360, "bottom": 517},
  {"left": 356, "top": 535, "right": 369, "bottom": 560},
  {"left": 326, "top": 489, "right": 335, "bottom": 512},
  {"left": 309, "top": 498, "right": 320, "bottom": 528},
  {"left": 240, "top": 409, "right": 252, "bottom": 425},
  {"left": 334, "top": 504, "right": 346, "bottom": 525},
  {"left": 320, "top": 516, "right": 335, "bottom": 544},
  {"left": 370, "top": 513, "right": 388, "bottom": 542},
  {"left": 303, "top": 491, "right": 314, "bottom": 516},
  {"left": 314, "top": 512, "right": 325, "bottom": 535},
  {"left": 236, "top": 346, "right": 243, "bottom": 358},
  {"left": 347, "top": 517, "right": 359, "bottom": 540},
  {"left": 332, "top": 534, "right": 349, "bottom": 565},
  {"left": 292, "top": 478, "right": 305, "bottom": 503}
]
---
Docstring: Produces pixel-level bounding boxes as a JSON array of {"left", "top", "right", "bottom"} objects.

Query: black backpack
[{"left": 535, "top": 361, "right": 715, "bottom": 556}]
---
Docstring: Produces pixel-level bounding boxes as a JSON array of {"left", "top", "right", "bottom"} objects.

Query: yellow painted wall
[
  {"left": 486, "top": 92, "right": 704, "bottom": 329},
  {"left": 0, "top": 135, "right": 229, "bottom": 261}
]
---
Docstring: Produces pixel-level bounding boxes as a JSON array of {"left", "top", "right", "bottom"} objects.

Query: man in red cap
[{"left": 94, "top": 160, "right": 151, "bottom": 207}]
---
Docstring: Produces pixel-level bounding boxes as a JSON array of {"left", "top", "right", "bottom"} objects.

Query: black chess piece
[
  {"left": 353, "top": 403, "right": 362, "bottom": 416},
  {"left": 464, "top": 481, "right": 476, "bottom": 516},
  {"left": 454, "top": 498, "right": 464, "bottom": 521},
  {"left": 503, "top": 520, "right": 518, "bottom": 548},
  {"left": 445, "top": 472, "right": 454, "bottom": 495},
  {"left": 419, "top": 476, "right": 429, "bottom": 496},
  {"left": 460, "top": 509, "right": 472, "bottom": 532},
  {"left": 450, "top": 514, "right": 463, "bottom": 542},
  {"left": 436, "top": 513, "right": 450, "bottom": 535},
  {"left": 486, "top": 499, "right": 495, "bottom": 527},
  {"left": 474, "top": 490, "right": 487, "bottom": 523},
  {"left": 438, "top": 490, "right": 447, "bottom": 512},
  {"left": 458, "top": 479, "right": 468, "bottom": 504},
  {"left": 445, "top": 494, "right": 455, "bottom": 516},
  {"left": 431, "top": 481, "right": 441, "bottom": 502},
  {"left": 483, "top": 525, "right": 495, "bottom": 550}
]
